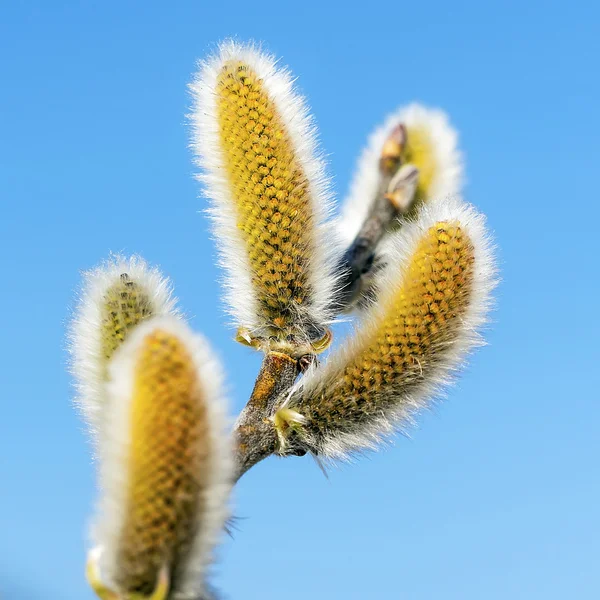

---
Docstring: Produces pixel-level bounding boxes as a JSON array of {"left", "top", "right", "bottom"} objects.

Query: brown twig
[
  {"left": 336, "top": 125, "right": 419, "bottom": 310},
  {"left": 232, "top": 351, "right": 302, "bottom": 481}
]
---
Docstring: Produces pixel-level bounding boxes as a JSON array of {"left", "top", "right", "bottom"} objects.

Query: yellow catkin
[
  {"left": 293, "top": 221, "right": 474, "bottom": 443},
  {"left": 403, "top": 126, "right": 437, "bottom": 206},
  {"left": 215, "top": 60, "right": 316, "bottom": 336},
  {"left": 101, "top": 274, "right": 154, "bottom": 366},
  {"left": 115, "top": 330, "right": 206, "bottom": 595}
]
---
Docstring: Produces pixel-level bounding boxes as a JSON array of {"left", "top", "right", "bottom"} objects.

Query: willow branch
[
  {"left": 232, "top": 351, "right": 302, "bottom": 481},
  {"left": 232, "top": 126, "right": 421, "bottom": 480}
]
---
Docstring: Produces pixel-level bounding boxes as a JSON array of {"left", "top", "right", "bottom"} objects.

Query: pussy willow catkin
[
  {"left": 88, "top": 318, "right": 231, "bottom": 599},
  {"left": 190, "top": 42, "right": 337, "bottom": 353},
  {"left": 277, "top": 198, "right": 494, "bottom": 458},
  {"left": 70, "top": 256, "right": 178, "bottom": 435}
]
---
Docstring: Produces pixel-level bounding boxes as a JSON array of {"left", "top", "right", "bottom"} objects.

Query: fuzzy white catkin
[
  {"left": 69, "top": 255, "right": 179, "bottom": 437},
  {"left": 188, "top": 40, "right": 341, "bottom": 343},
  {"left": 338, "top": 104, "right": 464, "bottom": 246},
  {"left": 91, "top": 316, "right": 233, "bottom": 599},
  {"left": 281, "top": 197, "right": 496, "bottom": 459}
]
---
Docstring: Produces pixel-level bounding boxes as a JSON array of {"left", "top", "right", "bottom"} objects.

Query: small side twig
[{"left": 336, "top": 124, "right": 419, "bottom": 310}]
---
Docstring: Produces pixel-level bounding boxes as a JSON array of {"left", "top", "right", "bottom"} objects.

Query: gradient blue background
[{"left": 1, "top": 1, "right": 598, "bottom": 598}]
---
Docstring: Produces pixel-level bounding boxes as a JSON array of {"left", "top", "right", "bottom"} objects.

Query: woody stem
[{"left": 232, "top": 351, "right": 301, "bottom": 481}]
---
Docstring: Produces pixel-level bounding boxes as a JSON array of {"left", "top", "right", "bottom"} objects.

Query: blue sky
[{"left": 1, "top": 1, "right": 599, "bottom": 598}]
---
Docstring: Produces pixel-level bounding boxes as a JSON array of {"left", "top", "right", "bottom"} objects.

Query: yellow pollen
[
  {"left": 294, "top": 221, "right": 474, "bottom": 438},
  {"left": 402, "top": 125, "right": 438, "bottom": 206},
  {"left": 116, "top": 329, "right": 206, "bottom": 595},
  {"left": 101, "top": 275, "right": 154, "bottom": 368},
  {"left": 216, "top": 60, "right": 316, "bottom": 336}
]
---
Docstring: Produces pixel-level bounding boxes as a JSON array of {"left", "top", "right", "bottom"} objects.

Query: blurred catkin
[
  {"left": 401, "top": 125, "right": 439, "bottom": 208},
  {"left": 339, "top": 104, "right": 463, "bottom": 245},
  {"left": 89, "top": 318, "right": 231, "bottom": 600},
  {"left": 115, "top": 328, "right": 206, "bottom": 594},
  {"left": 70, "top": 256, "right": 178, "bottom": 436}
]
